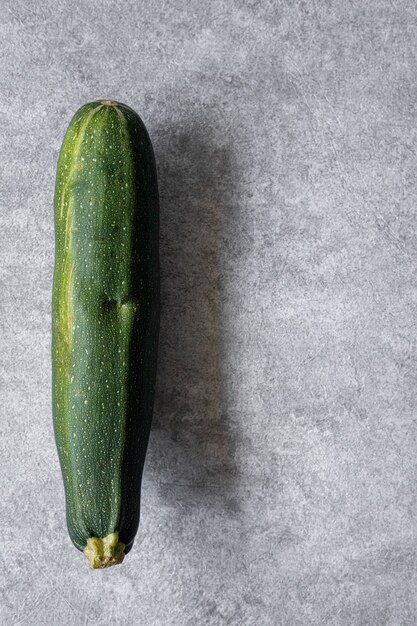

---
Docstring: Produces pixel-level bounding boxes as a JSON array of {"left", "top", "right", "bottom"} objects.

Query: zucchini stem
[{"left": 83, "top": 532, "right": 125, "bottom": 569}]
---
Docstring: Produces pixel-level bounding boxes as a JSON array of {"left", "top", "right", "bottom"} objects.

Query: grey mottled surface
[{"left": 1, "top": 1, "right": 417, "bottom": 624}]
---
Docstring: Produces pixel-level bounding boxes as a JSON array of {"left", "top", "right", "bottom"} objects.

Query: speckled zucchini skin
[{"left": 52, "top": 101, "right": 159, "bottom": 561}]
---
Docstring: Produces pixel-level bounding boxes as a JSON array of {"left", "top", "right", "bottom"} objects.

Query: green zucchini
[{"left": 52, "top": 100, "right": 159, "bottom": 568}]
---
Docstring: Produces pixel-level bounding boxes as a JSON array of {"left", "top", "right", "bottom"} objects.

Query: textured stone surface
[{"left": 1, "top": 1, "right": 417, "bottom": 624}]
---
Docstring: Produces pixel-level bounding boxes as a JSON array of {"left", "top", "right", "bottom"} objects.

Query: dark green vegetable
[{"left": 52, "top": 100, "right": 159, "bottom": 568}]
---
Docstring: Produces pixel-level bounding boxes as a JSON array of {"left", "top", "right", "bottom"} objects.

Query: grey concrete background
[{"left": 1, "top": 0, "right": 417, "bottom": 624}]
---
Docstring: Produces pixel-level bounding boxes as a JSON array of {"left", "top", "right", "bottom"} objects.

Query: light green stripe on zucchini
[{"left": 53, "top": 103, "right": 105, "bottom": 545}]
